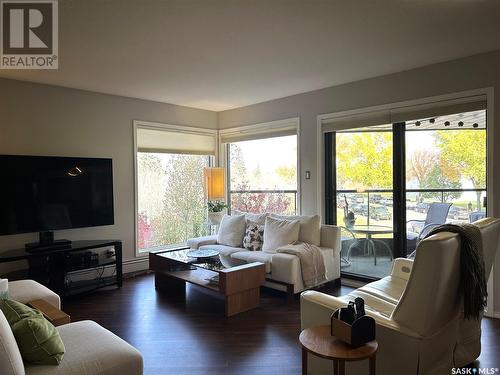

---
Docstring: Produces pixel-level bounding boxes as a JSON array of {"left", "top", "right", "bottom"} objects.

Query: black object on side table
[{"left": 0, "top": 240, "right": 122, "bottom": 298}]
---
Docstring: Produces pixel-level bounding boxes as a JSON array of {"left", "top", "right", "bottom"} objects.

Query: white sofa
[
  {"left": 188, "top": 217, "right": 341, "bottom": 296},
  {"left": 1, "top": 279, "right": 143, "bottom": 375},
  {"left": 300, "top": 218, "right": 500, "bottom": 375}
]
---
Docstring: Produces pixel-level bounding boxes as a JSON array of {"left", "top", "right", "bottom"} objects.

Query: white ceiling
[{"left": 2, "top": 0, "right": 500, "bottom": 111}]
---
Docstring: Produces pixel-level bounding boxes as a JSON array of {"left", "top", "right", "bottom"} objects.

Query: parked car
[
  {"left": 406, "top": 201, "right": 417, "bottom": 210},
  {"left": 380, "top": 198, "right": 393, "bottom": 206},
  {"left": 415, "top": 202, "right": 430, "bottom": 213},
  {"left": 448, "top": 206, "right": 469, "bottom": 220},
  {"left": 370, "top": 206, "right": 392, "bottom": 221},
  {"left": 352, "top": 204, "right": 368, "bottom": 216},
  {"left": 349, "top": 194, "right": 364, "bottom": 204},
  {"left": 370, "top": 194, "right": 383, "bottom": 203}
]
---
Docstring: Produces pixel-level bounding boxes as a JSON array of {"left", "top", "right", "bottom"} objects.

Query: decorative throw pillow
[
  {"left": 271, "top": 214, "right": 321, "bottom": 246},
  {"left": 0, "top": 279, "right": 8, "bottom": 299},
  {"left": 243, "top": 221, "right": 264, "bottom": 251},
  {"left": 0, "top": 299, "right": 65, "bottom": 365},
  {"left": 217, "top": 214, "right": 247, "bottom": 247},
  {"left": 262, "top": 216, "right": 300, "bottom": 253}
]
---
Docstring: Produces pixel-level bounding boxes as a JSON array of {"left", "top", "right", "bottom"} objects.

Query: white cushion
[
  {"left": 0, "top": 310, "right": 24, "bottom": 375},
  {"left": 25, "top": 320, "right": 143, "bottom": 375},
  {"left": 230, "top": 251, "right": 273, "bottom": 273},
  {"left": 217, "top": 214, "right": 246, "bottom": 247},
  {"left": 232, "top": 210, "right": 268, "bottom": 225},
  {"left": 271, "top": 214, "right": 321, "bottom": 246},
  {"left": 262, "top": 216, "right": 300, "bottom": 253},
  {"left": 8, "top": 280, "right": 61, "bottom": 309}
]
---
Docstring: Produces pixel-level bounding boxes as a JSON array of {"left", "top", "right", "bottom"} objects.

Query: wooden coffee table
[
  {"left": 299, "top": 325, "right": 377, "bottom": 375},
  {"left": 149, "top": 249, "right": 265, "bottom": 317}
]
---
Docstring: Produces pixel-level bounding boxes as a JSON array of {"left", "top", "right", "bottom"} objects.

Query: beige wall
[
  {"left": 219, "top": 50, "right": 500, "bottom": 313},
  {"left": 0, "top": 78, "right": 217, "bottom": 272}
]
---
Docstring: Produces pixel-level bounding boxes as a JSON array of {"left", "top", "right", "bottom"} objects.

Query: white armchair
[{"left": 301, "top": 218, "right": 500, "bottom": 375}]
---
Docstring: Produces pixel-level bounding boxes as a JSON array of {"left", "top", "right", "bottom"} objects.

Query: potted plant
[
  {"left": 207, "top": 201, "right": 228, "bottom": 225},
  {"left": 343, "top": 195, "right": 356, "bottom": 228}
]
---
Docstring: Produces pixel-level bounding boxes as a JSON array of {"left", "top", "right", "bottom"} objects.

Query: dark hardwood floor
[{"left": 62, "top": 273, "right": 500, "bottom": 375}]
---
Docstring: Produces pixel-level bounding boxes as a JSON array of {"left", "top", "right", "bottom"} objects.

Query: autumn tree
[
  {"left": 406, "top": 149, "right": 438, "bottom": 186},
  {"left": 434, "top": 130, "right": 486, "bottom": 209},
  {"left": 275, "top": 165, "right": 297, "bottom": 187},
  {"left": 336, "top": 132, "right": 392, "bottom": 190},
  {"left": 160, "top": 154, "right": 208, "bottom": 244},
  {"left": 420, "top": 165, "right": 461, "bottom": 202},
  {"left": 137, "top": 152, "right": 209, "bottom": 250}
]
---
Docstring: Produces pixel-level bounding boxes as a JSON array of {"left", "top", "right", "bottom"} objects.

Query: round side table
[{"left": 299, "top": 325, "right": 378, "bottom": 375}]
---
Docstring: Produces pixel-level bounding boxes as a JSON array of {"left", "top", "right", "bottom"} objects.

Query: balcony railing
[
  {"left": 229, "top": 189, "right": 298, "bottom": 215},
  {"left": 337, "top": 188, "right": 486, "bottom": 226}
]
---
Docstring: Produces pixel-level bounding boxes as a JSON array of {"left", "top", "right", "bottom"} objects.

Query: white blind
[
  {"left": 220, "top": 118, "right": 297, "bottom": 144},
  {"left": 136, "top": 127, "right": 216, "bottom": 155},
  {"left": 322, "top": 95, "right": 487, "bottom": 132}
]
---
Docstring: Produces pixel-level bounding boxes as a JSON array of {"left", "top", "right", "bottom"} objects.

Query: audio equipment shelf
[{"left": 0, "top": 240, "right": 122, "bottom": 298}]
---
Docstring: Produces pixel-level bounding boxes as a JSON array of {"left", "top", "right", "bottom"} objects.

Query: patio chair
[
  {"left": 469, "top": 211, "right": 486, "bottom": 223},
  {"left": 407, "top": 202, "right": 452, "bottom": 243},
  {"left": 339, "top": 226, "right": 357, "bottom": 268}
]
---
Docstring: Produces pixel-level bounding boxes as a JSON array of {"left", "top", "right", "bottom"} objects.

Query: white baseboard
[{"left": 123, "top": 257, "right": 149, "bottom": 274}]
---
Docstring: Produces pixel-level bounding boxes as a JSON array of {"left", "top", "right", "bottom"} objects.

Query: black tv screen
[{"left": 0, "top": 155, "right": 114, "bottom": 235}]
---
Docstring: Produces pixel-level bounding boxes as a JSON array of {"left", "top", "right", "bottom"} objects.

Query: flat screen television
[{"left": 0, "top": 155, "right": 114, "bottom": 241}]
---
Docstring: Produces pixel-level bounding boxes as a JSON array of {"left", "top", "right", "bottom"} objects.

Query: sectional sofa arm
[
  {"left": 320, "top": 225, "right": 341, "bottom": 253},
  {"left": 390, "top": 258, "right": 414, "bottom": 281},
  {"left": 186, "top": 235, "right": 217, "bottom": 249},
  {"left": 300, "top": 291, "right": 421, "bottom": 339}
]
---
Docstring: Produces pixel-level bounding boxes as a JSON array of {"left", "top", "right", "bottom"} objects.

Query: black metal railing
[{"left": 337, "top": 188, "right": 486, "bottom": 226}]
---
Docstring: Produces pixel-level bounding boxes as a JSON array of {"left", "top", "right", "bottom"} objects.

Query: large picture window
[
  {"left": 227, "top": 134, "right": 298, "bottom": 215},
  {"left": 324, "top": 100, "right": 487, "bottom": 280},
  {"left": 134, "top": 124, "right": 216, "bottom": 253}
]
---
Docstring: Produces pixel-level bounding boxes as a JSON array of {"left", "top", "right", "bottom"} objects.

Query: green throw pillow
[{"left": 0, "top": 299, "right": 65, "bottom": 365}]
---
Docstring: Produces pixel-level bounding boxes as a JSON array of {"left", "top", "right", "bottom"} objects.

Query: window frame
[
  {"left": 133, "top": 120, "right": 218, "bottom": 257},
  {"left": 219, "top": 118, "right": 301, "bottom": 215}
]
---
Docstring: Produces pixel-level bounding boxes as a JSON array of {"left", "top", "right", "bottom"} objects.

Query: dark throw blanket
[{"left": 416, "top": 223, "right": 487, "bottom": 320}]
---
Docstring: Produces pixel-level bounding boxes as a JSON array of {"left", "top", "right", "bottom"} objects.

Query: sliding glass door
[
  {"left": 333, "top": 125, "right": 395, "bottom": 279},
  {"left": 325, "top": 108, "right": 487, "bottom": 280}
]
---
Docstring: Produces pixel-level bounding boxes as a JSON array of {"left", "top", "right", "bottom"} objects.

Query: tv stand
[
  {"left": 0, "top": 240, "right": 122, "bottom": 298},
  {"left": 25, "top": 231, "right": 72, "bottom": 252}
]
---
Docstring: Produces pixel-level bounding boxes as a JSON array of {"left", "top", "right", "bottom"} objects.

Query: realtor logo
[{"left": 1, "top": 0, "right": 58, "bottom": 69}]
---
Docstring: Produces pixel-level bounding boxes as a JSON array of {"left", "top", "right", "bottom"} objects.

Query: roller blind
[
  {"left": 322, "top": 95, "right": 487, "bottom": 132},
  {"left": 136, "top": 126, "right": 216, "bottom": 155},
  {"left": 219, "top": 119, "right": 297, "bottom": 144}
]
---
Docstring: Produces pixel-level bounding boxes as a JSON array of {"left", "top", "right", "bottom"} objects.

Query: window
[
  {"left": 225, "top": 130, "right": 298, "bottom": 215},
  {"left": 134, "top": 124, "right": 216, "bottom": 253},
  {"left": 405, "top": 110, "right": 487, "bottom": 253},
  {"left": 323, "top": 98, "right": 488, "bottom": 280}
]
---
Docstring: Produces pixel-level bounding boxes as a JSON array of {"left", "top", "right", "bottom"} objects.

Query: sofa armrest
[
  {"left": 8, "top": 279, "right": 61, "bottom": 309},
  {"left": 390, "top": 258, "right": 413, "bottom": 281},
  {"left": 320, "top": 225, "right": 341, "bottom": 254},
  {"left": 186, "top": 235, "right": 217, "bottom": 249},
  {"left": 300, "top": 290, "right": 421, "bottom": 338}
]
